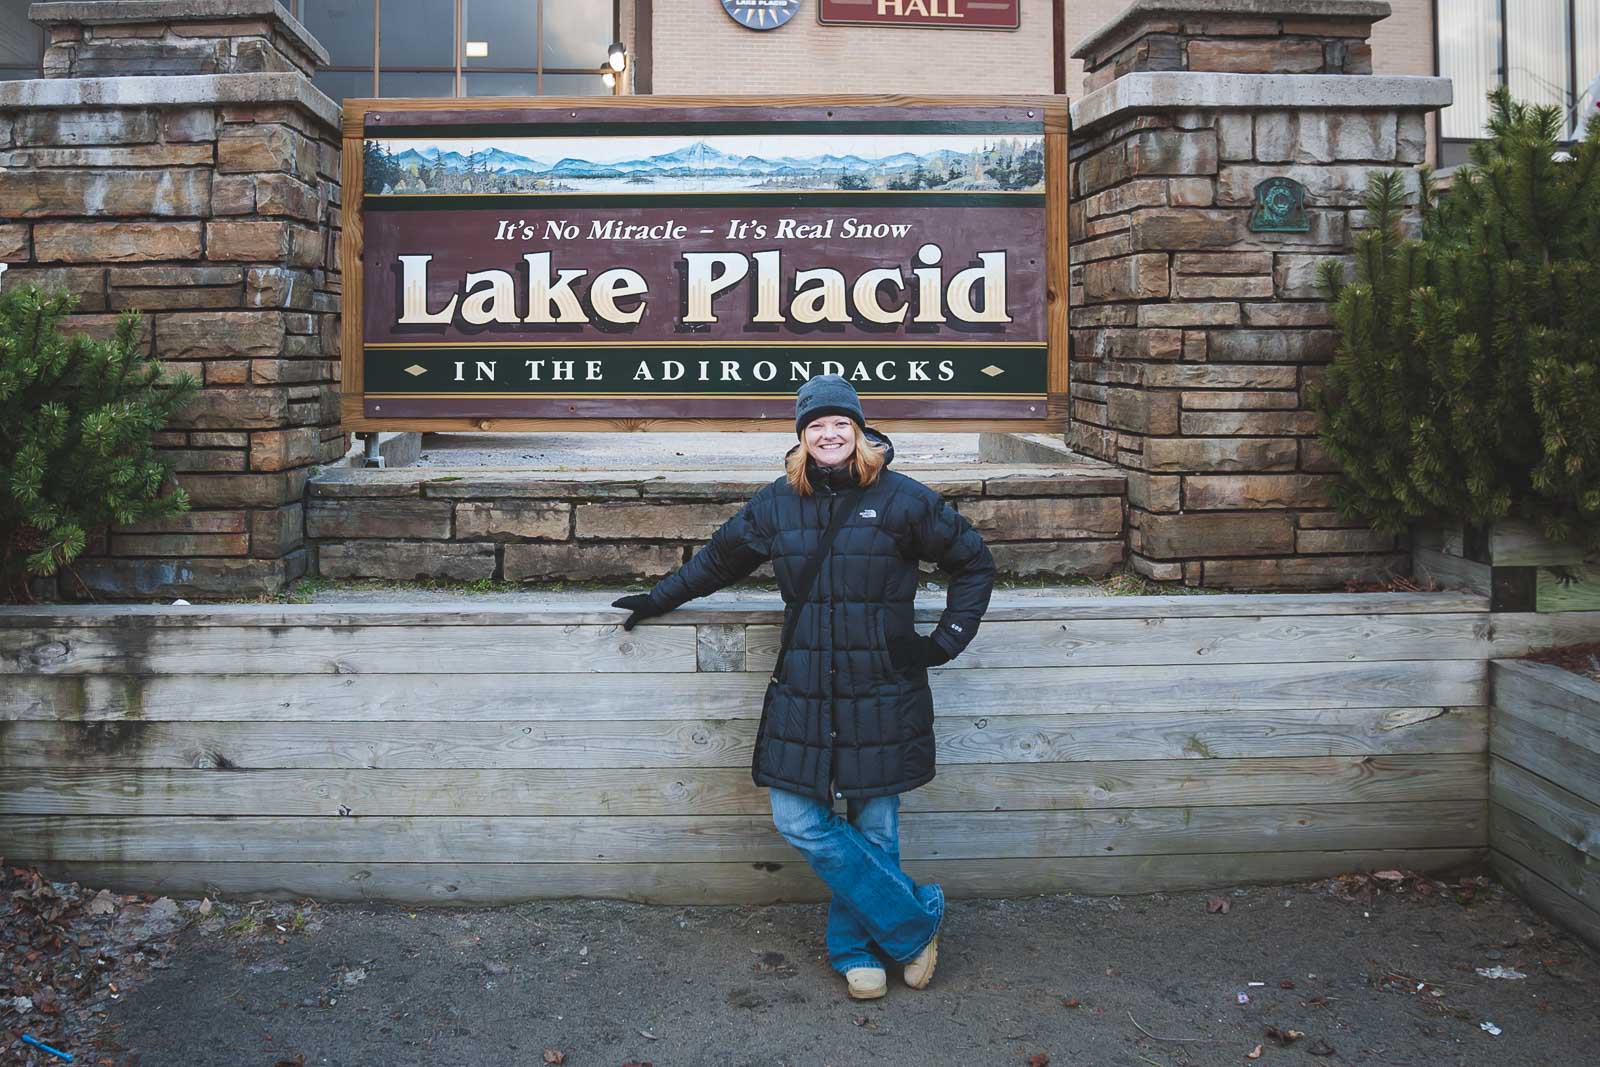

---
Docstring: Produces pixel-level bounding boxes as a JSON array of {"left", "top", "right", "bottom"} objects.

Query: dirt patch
[
  {"left": 1522, "top": 642, "right": 1600, "bottom": 684},
  {"left": 6, "top": 866, "right": 1598, "bottom": 1067}
]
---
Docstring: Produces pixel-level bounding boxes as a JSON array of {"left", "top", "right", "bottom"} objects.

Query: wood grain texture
[
  {"left": 0, "top": 755, "right": 1487, "bottom": 816},
  {"left": 748, "top": 613, "right": 1515, "bottom": 669},
  {"left": 0, "top": 710, "right": 1486, "bottom": 771},
  {"left": 3, "top": 612, "right": 1525, "bottom": 676},
  {"left": 344, "top": 95, "right": 1071, "bottom": 138},
  {"left": 1490, "top": 804, "right": 1600, "bottom": 916},
  {"left": 0, "top": 591, "right": 1492, "bottom": 628},
  {"left": 1, "top": 663, "right": 1488, "bottom": 723},
  {"left": 1490, "top": 851, "right": 1600, "bottom": 951},
  {"left": 1046, "top": 126, "right": 1069, "bottom": 409},
  {"left": 1492, "top": 660, "right": 1600, "bottom": 757},
  {"left": 340, "top": 128, "right": 364, "bottom": 403},
  {"left": 0, "top": 624, "right": 698, "bottom": 676},
  {"left": 1490, "top": 757, "right": 1600, "bottom": 861},
  {"left": 1537, "top": 564, "right": 1600, "bottom": 613},
  {"left": 0, "top": 801, "right": 1484, "bottom": 863},
  {"left": 20, "top": 849, "right": 1487, "bottom": 905},
  {"left": 339, "top": 414, "right": 1069, "bottom": 434},
  {"left": 1490, "top": 709, "right": 1600, "bottom": 808},
  {"left": 1413, "top": 548, "right": 1493, "bottom": 597}
]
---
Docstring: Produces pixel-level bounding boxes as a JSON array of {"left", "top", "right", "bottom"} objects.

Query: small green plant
[
  {"left": 224, "top": 910, "right": 264, "bottom": 937},
  {"left": 1315, "top": 88, "right": 1600, "bottom": 549},
  {"left": 0, "top": 285, "right": 199, "bottom": 598}
]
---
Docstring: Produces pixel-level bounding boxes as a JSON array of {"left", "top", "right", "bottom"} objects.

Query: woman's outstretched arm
[{"left": 613, "top": 491, "right": 772, "bottom": 628}]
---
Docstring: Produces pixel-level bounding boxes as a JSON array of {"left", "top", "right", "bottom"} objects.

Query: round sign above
[{"left": 721, "top": 0, "right": 802, "bottom": 31}]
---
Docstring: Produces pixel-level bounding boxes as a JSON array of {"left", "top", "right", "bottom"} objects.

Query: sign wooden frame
[{"left": 340, "top": 94, "right": 1069, "bottom": 434}]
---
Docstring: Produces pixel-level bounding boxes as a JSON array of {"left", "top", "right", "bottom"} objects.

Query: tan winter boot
[
  {"left": 903, "top": 934, "right": 938, "bottom": 989},
  {"left": 845, "top": 966, "right": 887, "bottom": 1000}
]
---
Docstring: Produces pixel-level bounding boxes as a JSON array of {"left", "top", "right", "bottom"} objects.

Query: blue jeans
[{"left": 768, "top": 787, "right": 945, "bottom": 975}]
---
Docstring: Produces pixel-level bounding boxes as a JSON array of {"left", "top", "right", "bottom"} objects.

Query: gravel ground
[{"left": 13, "top": 868, "right": 1597, "bottom": 1067}]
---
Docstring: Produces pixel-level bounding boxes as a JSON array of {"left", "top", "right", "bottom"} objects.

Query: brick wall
[
  {"left": 641, "top": 0, "right": 1433, "bottom": 99},
  {"left": 649, "top": 0, "right": 1053, "bottom": 94}
]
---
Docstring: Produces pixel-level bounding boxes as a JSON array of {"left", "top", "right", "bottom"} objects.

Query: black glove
[
  {"left": 888, "top": 634, "right": 952, "bottom": 673},
  {"left": 611, "top": 593, "right": 667, "bottom": 631}
]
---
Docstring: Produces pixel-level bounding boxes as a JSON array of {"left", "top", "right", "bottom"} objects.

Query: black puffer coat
[{"left": 648, "top": 430, "right": 995, "bottom": 801}]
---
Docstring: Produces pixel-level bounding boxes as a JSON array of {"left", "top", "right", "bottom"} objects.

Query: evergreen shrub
[
  {"left": 0, "top": 285, "right": 199, "bottom": 599},
  {"left": 1314, "top": 88, "right": 1600, "bottom": 550}
]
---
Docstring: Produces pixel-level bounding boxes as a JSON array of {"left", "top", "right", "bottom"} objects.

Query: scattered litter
[
  {"left": 1206, "top": 898, "right": 1231, "bottom": 914},
  {"left": 171, "top": 599, "right": 190, "bottom": 606},
  {"left": 578, "top": 946, "right": 589, "bottom": 957},
  {"left": 1237, "top": 992, "right": 1251, "bottom": 1004},
  {"left": 1481, "top": 1022, "right": 1503, "bottom": 1036},
  {"left": 11, "top": 996, "right": 34, "bottom": 1014},
  {"left": 1246, "top": 1045, "right": 1262, "bottom": 1060},
  {"left": 1265, "top": 1026, "right": 1305, "bottom": 1045},
  {"left": 1247, "top": 981, "right": 1265, "bottom": 987},
  {"left": 637, "top": 1028, "right": 660, "bottom": 1040},
  {"left": 20, "top": 1034, "right": 73, "bottom": 1061},
  {"left": 1476, "top": 966, "right": 1527, "bottom": 980},
  {"left": 542, "top": 1051, "right": 565, "bottom": 1065},
  {"left": 198, "top": 898, "right": 214, "bottom": 915},
  {"left": 342, "top": 967, "right": 368, "bottom": 986}
]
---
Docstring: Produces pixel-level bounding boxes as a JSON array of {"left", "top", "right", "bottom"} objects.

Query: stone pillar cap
[
  {"left": 29, "top": 0, "right": 331, "bottom": 69},
  {"left": 1072, "top": 0, "right": 1391, "bottom": 60}
]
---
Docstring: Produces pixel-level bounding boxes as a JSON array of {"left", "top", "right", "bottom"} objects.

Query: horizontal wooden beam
[
  {"left": 0, "top": 591, "right": 1493, "bottom": 628},
  {"left": 1, "top": 662, "right": 1488, "bottom": 722},
  {"left": 0, "top": 801, "right": 1485, "bottom": 864},
  {"left": 23, "top": 849, "right": 1486, "bottom": 905},
  {"left": 0, "top": 755, "right": 1487, "bottom": 816}
]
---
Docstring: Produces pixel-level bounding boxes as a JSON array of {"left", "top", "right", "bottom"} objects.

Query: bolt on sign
[
  {"left": 342, "top": 96, "right": 1068, "bottom": 431},
  {"left": 818, "top": 0, "right": 1021, "bottom": 30}
]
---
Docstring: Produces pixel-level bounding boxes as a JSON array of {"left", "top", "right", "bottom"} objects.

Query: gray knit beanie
[{"left": 794, "top": 374, "right": 866, "bottom": 437}]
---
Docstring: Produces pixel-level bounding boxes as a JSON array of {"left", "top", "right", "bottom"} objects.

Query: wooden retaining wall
[
  {"left": 3, "top": 593, "right": 1598, "bottom": 905},
  {"left": 1489, "top": 659, "right": 1600, "bottom": 950}
]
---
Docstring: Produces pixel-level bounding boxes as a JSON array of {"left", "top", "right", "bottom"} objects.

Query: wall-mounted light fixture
[
  {"left": 464, "top": 41, "right": 489, "bottom": 58},
  {"left": 601, "top": 41, "right": 627, "bottom": 94}
]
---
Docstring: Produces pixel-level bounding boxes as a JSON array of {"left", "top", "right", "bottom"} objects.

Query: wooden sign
[
  {"left": 340, "top": 96, "right": 1067, "bottom": 432},
  {"left": 818, "top": 0, "right": 1021, "bottom": 30}
]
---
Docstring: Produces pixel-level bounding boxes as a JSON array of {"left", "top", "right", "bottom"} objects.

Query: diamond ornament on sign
[
  {"left": 981, "top": 365, "right": 1004, "bottom": 377},
  {"left": 405, "top": 364, "right": 427, "bottom": 377}
]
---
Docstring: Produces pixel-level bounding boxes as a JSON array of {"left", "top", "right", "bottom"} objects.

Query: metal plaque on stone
[{"left": 1249, "top": 176, "right": 1310, "bottom": 233}]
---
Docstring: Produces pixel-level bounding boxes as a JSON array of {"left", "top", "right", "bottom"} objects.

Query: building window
[
  {"left": 1438, "top": 0, "right": 1600, "bottom": 165},
  {"left": 0, "top": 0, "right": 45, "bottom": 80},
  {"left": 300, "top": 0, "right": 616, "bottom": 104}
]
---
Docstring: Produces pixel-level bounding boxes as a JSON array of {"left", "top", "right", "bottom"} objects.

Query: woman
[{"left": 611, "top": 374, "right": 995, "bottom": 1000}]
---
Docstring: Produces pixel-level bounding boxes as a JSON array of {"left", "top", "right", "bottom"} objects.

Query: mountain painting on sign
[{"left": 362, "top": 134, "right": 1046, "bottom": 196}]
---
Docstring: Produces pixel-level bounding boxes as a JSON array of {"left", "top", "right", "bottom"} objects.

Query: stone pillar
[
  {"left": 0, "top": 1, "right": 344, "bottom": 599},
  {"left": 1065, "top": 0, "right": 1450, "bottom": 589}
]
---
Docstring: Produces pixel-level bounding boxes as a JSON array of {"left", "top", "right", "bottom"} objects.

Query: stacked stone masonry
[
  {"left": 1066, "top": 1, "right": 1448, "bottom": 588},
  {"left": 0, "top": 1, "right": 344, "bottom": 599},
  {"left": 305, "top": 467, "right": 1130, "bottom": 585},
  {"left": 1073, "top": 0, "right": 1391, "bottom": 92}
]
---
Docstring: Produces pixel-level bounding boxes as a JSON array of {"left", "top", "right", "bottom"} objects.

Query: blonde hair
[{"left": 786, "top": 431, "right": 887, "bottom": 496}]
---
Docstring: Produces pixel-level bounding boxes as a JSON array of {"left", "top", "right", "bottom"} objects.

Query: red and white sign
[{"left": 819, "top": 0, "right": 1020, "bottom": 30}]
